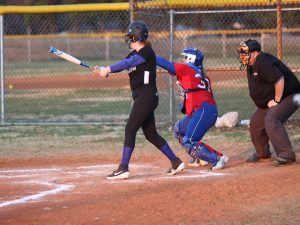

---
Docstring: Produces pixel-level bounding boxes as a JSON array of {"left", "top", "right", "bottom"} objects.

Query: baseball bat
[{"left": 49, "top": 47, "right": 90, "bottom": 69}]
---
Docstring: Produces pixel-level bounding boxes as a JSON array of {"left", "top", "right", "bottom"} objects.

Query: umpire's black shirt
[{"left": 247, "top": 52, "right": 300, "bottom": 109}]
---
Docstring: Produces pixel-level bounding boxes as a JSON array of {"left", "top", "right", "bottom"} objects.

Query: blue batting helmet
[{"left": 181, "top": 47, "right": 204, "bottom": 67}]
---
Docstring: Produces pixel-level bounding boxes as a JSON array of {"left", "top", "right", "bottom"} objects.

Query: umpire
[{"left": 237, "top": 39, "right": 300, "bottom": 166}]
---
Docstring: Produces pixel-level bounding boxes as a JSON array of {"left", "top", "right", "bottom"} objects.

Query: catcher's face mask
[
  {"left": 237, "top": 42, "right": 250, "bottom": 70},
  {"left": 178, "top": 53, "right": 196, "bottom": 64}
]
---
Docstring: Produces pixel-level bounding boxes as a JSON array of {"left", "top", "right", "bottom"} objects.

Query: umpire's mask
[{"left": 237, "top": 39, "right": 261, "bottom": 70}]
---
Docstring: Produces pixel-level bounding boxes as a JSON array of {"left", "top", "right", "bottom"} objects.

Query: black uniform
[
  {"left": 247, "top": 53, "right": 300, "bottom": 108},
  {"left": 247, "top": 52, "right": 300, "bottom": 160},
  {"left": 124, "top": 46, "right": 166, "bottom": 149}
]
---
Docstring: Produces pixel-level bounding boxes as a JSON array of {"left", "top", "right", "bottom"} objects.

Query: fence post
[
  {"left": 26, "top": 26, "right": 31, "bottom": 63},
  {"left": 0, "top": 15, "right": 4, "bottom": 124},
  {"left": 105, "top": 35, "right": 110, "bottom": 61},
  {"left": 130, "top": 0, "right": 136, "bottom": 23},
  {"left": 260, "top": 33, "right": 265, "bottom": 51},
  {"left": 222, "top": 34, "right": 226, "bottom": 58},
  {"left": 27, "top": 38, "right": 31, "bottom": 63},
  {"left": 169, "top": 9, "right": 176, "bottom": 127},
  {"left": 277, "top": 0, "right": 283, "bottom": 60},
  {"left": 67, "top": 37, "right": 71, "bottom": 55}
]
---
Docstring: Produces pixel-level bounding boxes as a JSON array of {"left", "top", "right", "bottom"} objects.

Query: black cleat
[
  {"left": 166, "top": 157, "right": 185, "bottom": 175},
  {"left": 107, "top": 164, "right": 129, "bottom": 180},
  {"left": 274, "top": 157, "right": 296, "bottom": 167},
  {"left": 246, "top": 153, "right": 272, "bottom": 163}
]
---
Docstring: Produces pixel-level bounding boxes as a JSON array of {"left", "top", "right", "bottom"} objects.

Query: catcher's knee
[
  {"left": 182, "top": 136, "right": 194, "bottom": 153},
  {"left": 174, "top": 121, "right": 183, "bottom": 141}
]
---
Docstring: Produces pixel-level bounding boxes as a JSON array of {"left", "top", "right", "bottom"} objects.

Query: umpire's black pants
[{"left": 250, "top": 94, "right": 298, "bottom": 159}]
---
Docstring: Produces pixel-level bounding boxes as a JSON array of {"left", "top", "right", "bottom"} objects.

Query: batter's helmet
[
  {"left": 181, "top": 47, "right": 204, "bottom": 67},
  {"left": 125, "top": 21, "right": 148, "bottom": 47}
]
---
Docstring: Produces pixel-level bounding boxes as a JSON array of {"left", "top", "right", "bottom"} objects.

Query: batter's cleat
[
  {"left": 211, "top": 155, "right": 229, "bottom": 170},
  {"left": 188, "top": 158, "right": 208, "bottom": 167},
  {"left": 166, "top": 157, "right": 185, "bottom": 175},
  {"left": 274, "top": 157, "right": 296, "bottom": 167},
  {"left": 107, "top": 164, "right": 129, "bottom": 180},
  {"left": 246, "top": 153, "right": 272, "bottom": 163}
]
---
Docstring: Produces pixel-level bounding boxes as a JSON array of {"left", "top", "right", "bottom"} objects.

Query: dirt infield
[
  {"left": 2, "top": 71, "right": 300, "bottom": 224},
  {"left": 1, "top": 151, "right": 300, "bottom": 225}
]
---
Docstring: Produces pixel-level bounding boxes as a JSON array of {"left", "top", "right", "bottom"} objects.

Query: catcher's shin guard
[
  {"left": 174, "top": 121, "right": 184, "bottom": 145},
  {"left": 188, "top": 143, "right": 220, "bottom": 164},
  {"left": 198, "top": 141, "right": 223, "bottom": 156}
]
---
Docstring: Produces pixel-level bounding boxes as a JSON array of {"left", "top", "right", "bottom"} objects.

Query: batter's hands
[
  {"left": 93, "top": 66, "right": 110, "bottom": 77},
  {"left": 268, "top": 99, "right": 278, "bottom": 108}
]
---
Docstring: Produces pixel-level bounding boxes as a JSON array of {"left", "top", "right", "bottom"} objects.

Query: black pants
[
  {"left": 250, "top": 94, "right": 298, "bottom": 159},
  {"left": 124, "top": 90, "right": 166, "bottom": 149}
]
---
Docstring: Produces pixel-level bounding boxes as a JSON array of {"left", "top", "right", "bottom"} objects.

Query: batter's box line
[
  {"left": 76, "top": 163, "right": 161, "bottom": 170},
  {"left": 0, "top": 168, "right": 61, "bottom": 173},
  {"left": 0, "top": 181, "right": 74, "bottom": 209},
  {"left": 104, "top": 170, "right": 232, "bottom": 184}
]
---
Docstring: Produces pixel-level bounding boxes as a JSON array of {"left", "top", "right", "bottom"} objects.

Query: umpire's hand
[{"left": 268, "top": 99, "right": 278, "bottom": 108}]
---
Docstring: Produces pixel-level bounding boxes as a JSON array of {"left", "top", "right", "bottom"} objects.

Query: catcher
[{"left": 156, "top": 47, "right": 229, "bottom": 169}]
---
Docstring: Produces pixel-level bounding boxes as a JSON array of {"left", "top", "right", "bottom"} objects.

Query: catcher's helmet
[
  {"left": 125, "top": 21, "right": 148, "bottom": 47},
  {"left": 237, "top": 39, "right": 261, "bottom": 69},
  {"left": 181, "top": 47, "right": 204, "bottom": 67}
]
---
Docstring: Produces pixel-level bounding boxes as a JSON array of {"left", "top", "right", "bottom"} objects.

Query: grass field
[
  {"left": 5, "top": 86, "right": 257, "bottom": 123},
  {"left": 1, "top": 120, "right": 299, "bottom": 159},
  {"left": 3, "top": 55, "right": 300, "bottom": 124}
]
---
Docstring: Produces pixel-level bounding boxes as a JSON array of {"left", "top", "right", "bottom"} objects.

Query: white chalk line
[
  {"left": 0, "top": 164, "right": 230, "bottom": 208},
  {"left": 77, "top": 163, "right": 160, "bottom": 170},
  {"left": 77, "top": 164, "right": 116, "bottom": 169},
  {"left": 0, "top": 167, "right": 77, "bottom": 209},
  {"left": 0, "top": 181, "right": 74, "bottom": 208},
  {"left": 104, "top": 170, "right": 230, "bottom": 184},
  {"left": 0, "top": 165, "right": 102, "bottom": 209},
  {"left": 0, "top": 168, "right": 61, "bottom": 173}
]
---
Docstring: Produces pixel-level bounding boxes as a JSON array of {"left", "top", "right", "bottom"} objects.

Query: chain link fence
[
  {"left": 134, "top": 0, "right": 300, "bottom": 123},
  {"left": 0, "top": 1, "right": 299, "bottom": 125},
  {"left": 2, "top": 5, "right": 133, "bottom": 125}
]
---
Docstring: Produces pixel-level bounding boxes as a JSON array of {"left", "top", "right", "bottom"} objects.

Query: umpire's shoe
[
  {"left": 166, "top": 157, "right": 185, "bottom": 175},
  {"left": 246, "top": 153, "right": 272, "bottom": 163},
  {"left": 107, "top": 164, "right": 129, "bottom": 180},
  {"left": 274, "top": 157, "right": 296, "bottom": 167}
]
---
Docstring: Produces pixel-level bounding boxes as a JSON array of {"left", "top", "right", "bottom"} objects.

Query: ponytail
[{"left": 145, "top": 40, "right": 152, "bottom": 48}]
